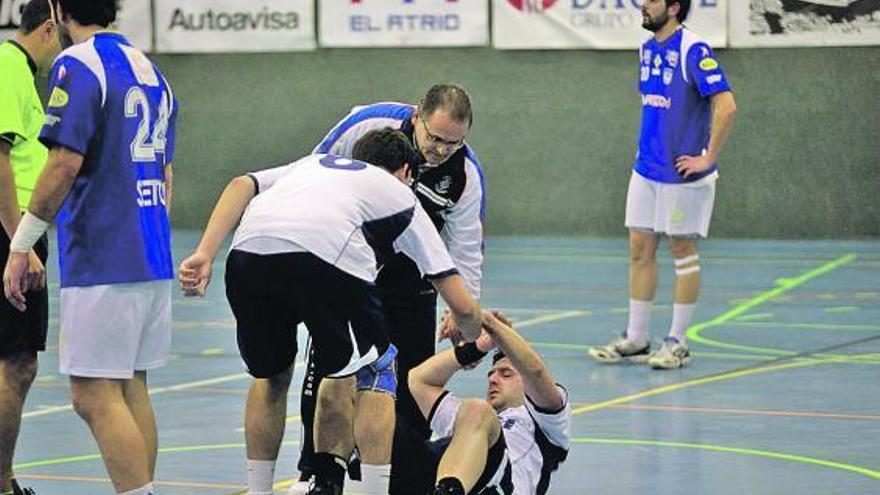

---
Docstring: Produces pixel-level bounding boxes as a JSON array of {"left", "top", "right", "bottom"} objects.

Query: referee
[{"left": 0, "top": 2, "right": 60, "bottom": 494}]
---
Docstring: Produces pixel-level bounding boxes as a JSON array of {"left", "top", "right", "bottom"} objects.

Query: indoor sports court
[{"left": 12, "top": 235, "right": 880, "bottom": 494}]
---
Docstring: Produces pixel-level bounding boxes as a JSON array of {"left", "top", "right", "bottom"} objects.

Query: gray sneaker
[
  {"left": 648, "top": 337, "right": 691, "bottom": 369},
  {"left": 588, "top": 334, "right": 651, "bottom": 364}
]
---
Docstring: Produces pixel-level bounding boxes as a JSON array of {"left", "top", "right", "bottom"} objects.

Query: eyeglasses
[{"left": 419, "top": 117, "right": 466, "bottom": 150}]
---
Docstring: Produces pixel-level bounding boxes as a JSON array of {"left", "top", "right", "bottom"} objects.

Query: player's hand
[
  {"left": 489, "top": 309, "right": 513, "bottom": 328},
  {"left": 26, "top": 250, "right": 46, "bottom": 292},
  {"left": 3, "top": 252, "right": 30, "bottom": 312},
  {"left": 179, "top": 251, "right": 213, "bottom": 297},
  {"left": 674, "top": 154, "right": 712, "bottom": 178},
  {"left": 481, "top": 309, "right": 513, "bottom": 334}
]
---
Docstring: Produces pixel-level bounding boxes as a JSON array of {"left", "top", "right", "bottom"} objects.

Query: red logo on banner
[{"left": 506, "top": 0, "right": 557, "bottom": 12}]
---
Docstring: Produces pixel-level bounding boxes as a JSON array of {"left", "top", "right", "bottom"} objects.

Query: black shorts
[
  {"left": 0, "top": 229, "right": 48, "bottom": 358},
  {"left": 225, "top": 250, "right": 389, "bottom": 379},
  {"left": 420, "top": 428, "right": 513, "bottom": 495}
]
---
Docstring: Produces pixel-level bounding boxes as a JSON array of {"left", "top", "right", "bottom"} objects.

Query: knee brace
[{"left": 356, "top": 344, "right": 398, "bottom": 396}]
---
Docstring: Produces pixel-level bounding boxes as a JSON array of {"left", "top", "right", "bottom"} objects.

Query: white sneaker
[
  {"left": 287, "top": 474, "right": 313, "bottom": 495},
  {"left": 588, "top": 334, "right": 651, "bottom": 364},
  {"left": 648, "top": 337, "right": 691, "bottom": 369}
]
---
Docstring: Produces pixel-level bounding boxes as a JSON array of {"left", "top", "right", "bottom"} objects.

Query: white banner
[
  {"left": 320, "top": 0, "right": 489, "bottom": 47},
  {"left": 731, "top": 0, "right": 880, "bottom": 47},
  {"left": 1, "top": 0, "right": 32, "bottom": 42},
  {"left": 492, "top": 0, "right": 727, "bottom": 49},
  {"left": 1, "top": 0, "right": 151, "bottom": 50},
  {"left": 155, "top": 0, "right": 315, "bottom": 53},
  {"left": 116, "top": 0, "right": 153, "bottom": 51}
]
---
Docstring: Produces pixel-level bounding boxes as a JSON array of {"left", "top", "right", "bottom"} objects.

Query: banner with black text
[{"left": 155, "top": 0, "right": 315, "bottom": 53}]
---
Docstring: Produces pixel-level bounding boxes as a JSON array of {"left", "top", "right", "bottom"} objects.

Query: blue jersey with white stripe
[
  {"left": 635, "top": 27, "right": 731, "bottom": 184},
  {"left": 40, "top": 32, "right": 178, "bottom": 288}
]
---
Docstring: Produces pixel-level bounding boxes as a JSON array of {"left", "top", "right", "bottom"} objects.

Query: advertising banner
[
  {"left": 731, "top": 0, "right": 880, "bottom": 47},
  {"left": 492, "top": 0, "right": 728, "bottom": 49},
  {"left": 155, "top": 0, "right": 315, "bottom": 53},
  {"left": 320, "top": 0, "right": 489, "bottom": 47}
]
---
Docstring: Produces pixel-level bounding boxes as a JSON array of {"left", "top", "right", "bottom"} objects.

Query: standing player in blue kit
[
  {"left": 589, "top": 0, "right": 737, "bottom": 370},
  {"left": 4, "top": 1, "right": 178, "bottom": 493}
]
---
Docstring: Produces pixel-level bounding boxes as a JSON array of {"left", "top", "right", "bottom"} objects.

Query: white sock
[
  {"left": 626, "top": 299, "right": 652, "bottom": 346},
  {"left": 359, "top": 464, "right": 391, "bottom": 495},
  {"left": 669, "top": 303, "right": 696, "bottom": 343},
  {"left": 118, "top": 483, "right": 157, "bottom": 495},
  {"left": 247, "top": 459, "right": 276, "bottom": 495}
]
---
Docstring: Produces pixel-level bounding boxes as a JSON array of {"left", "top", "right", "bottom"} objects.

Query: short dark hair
[
  {"left": 352, "top": 128, "right": 415, "bottom": 175},
  {"left": 667, "top": 0, "right": 691, "bottom": 23},
  {"left": 55, "top": 0, "right": 118, "bottom": 28},
  {"left": 19, "top": 0, "right": 52, "bottom": 34},
  {"left": 419, "top": 84, "right": 473, "bottom": 127},
  {"left": 492, "top": 351, "right": 507, "bottom": 365}
]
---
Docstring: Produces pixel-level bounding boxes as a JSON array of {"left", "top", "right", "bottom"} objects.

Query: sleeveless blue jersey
[
  {"left": 635, "top": 27, "right": 731, "bottom": 184},
  {"left": 40, "top": 32, "right": 178, "bottom": 288}
]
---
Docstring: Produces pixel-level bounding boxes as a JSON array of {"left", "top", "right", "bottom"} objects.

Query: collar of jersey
[{"left": 5, "top": 40, "right": 37, "bottom": 76}]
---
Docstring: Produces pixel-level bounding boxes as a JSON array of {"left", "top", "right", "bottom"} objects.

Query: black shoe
[
  {"left": 11, "top": 479, "right": 36, "bottom": 495},
  {"left": 306, "top": 480, "right": 342, "bottom": 495}
]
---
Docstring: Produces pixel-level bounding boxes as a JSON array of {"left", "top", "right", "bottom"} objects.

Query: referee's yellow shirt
[{"left": 0, "top": 40, "right": 48, "bottom": 210}]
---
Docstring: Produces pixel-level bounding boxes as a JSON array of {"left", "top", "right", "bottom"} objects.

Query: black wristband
[{"left": 454, "top": 342, "right": 488, "bottom": 367}]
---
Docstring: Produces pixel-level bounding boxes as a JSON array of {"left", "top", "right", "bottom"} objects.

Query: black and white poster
[{"left": 732, "top": 0, "right": 880, "bottom": 46}]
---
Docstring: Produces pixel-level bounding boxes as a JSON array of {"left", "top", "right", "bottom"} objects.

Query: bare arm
[
  {"left": 675, "top": 90, "right": 738, "bottom": 177},
  {"left": 194, "top": 175, "right": 255, "bottom": 259},
  {"left": 164, "top": 163, "right": 173, "bottom": 214},
  {"left": 178, "top": 175, "right": 256, "bottom": 296},
  {"left": 0, "top": 140, "right": 21, "bottom": 237},
  {"left": 705, "top": 91, "right": 738, "bottom": 164},
  {"left": 408, "top": 347, "right": 462, "bottom": 420},
  {"left": 28, "top": 146, "right": 84, "bottom": 222},
  {"left": 482, "top": 311, "right": 564, "bottom": 412},
  {"left": 430, "top": 273, "right": 481, "bottom": 341}
]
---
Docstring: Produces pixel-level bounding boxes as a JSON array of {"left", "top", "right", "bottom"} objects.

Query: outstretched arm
[
  {"left": 409, "top": 332, "right": 494, "bottom": 420},
  {"left": 178, "top": 175, "right": 256, "bottom": 296},
  {"left": 482, "top": 311, "right": 564, "bottom": 412}
]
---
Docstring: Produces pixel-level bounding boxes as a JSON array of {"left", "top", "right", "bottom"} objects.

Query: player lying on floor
[{"left": 408, "top": 310, "right": 572, "bottom": 495}]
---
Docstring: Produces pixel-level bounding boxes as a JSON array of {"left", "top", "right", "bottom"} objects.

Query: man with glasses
[
  {"left": 0, "top": 2, "right": 60, "bottom": 493},
  {"left": 286, "top": 84, "right": 486, "bottom": 495}
]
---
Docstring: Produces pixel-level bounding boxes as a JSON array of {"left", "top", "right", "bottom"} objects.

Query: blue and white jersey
[
  {"left": 314, "top": 102, "right": 485, "bottom": 298},
  {"left": 40, "top": 32, "right": 178, "bottom": 288},
  {"left": 635, "top": 27, "right": 731, "bottom": 184}
]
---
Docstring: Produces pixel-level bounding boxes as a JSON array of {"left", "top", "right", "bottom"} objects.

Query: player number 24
[{"left": 125, "top": 87, "right": 170, "bottom": 163}]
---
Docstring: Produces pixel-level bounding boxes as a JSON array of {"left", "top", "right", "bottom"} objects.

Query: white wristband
[{"left": 10, "top": 212, "right": 49, "bottom": 253}]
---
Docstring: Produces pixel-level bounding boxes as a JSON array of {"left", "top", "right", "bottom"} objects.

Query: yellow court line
[
  {"left": 687, "top": 253, "right": 858, "bottom": 355},
  {"left": 573, "top": 359, "right": 825, "bottom": 415}
]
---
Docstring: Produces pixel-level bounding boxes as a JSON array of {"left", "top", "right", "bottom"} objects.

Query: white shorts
[
  {"left": 625, "top": 170, "right": 718, "bottom": 238},
  {"left": 59, "top": 280, "right": 172, "bottom": 379}
]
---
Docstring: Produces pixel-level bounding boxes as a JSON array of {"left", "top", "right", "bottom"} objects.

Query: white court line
[
  {"left": 22, "top": 372, "right": 249, "bottom": 419},
  {"left": 512, "top": 310, "right": 591, "bottom": 328},
  {"left": 23, "top": 361, "right": 306, "bottom": 420}
]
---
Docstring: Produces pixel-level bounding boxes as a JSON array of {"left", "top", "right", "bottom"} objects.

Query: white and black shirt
[
  {"left": 231, "top": 154, "right": 458, "bottom": 284},
  {"left": 429, "top": 386, "right": 572, "bottom": 495}
]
